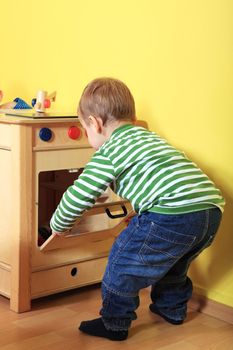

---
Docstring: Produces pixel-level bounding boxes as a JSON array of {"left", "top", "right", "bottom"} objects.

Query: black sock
[
  {"left": 149, "top": 304, "right": 184, "bottom": 325},
  {"left": 79, "top": 317, "right": 128, "bottom": 341}
]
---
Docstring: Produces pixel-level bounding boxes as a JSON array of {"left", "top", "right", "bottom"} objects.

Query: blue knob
[
  {"left": 31, "top": 98, "right": 37, "bottom": 107},
  {"left": 39, "top": 127, "right": 52, "bottom": 142}
]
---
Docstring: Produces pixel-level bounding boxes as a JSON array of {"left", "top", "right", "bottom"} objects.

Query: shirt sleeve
[{"left": 50, "top": 153, "right": 115, "bottom": 232}]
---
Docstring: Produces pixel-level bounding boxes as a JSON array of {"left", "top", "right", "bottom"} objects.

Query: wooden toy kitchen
[{"left": 0, "top": 111, "right": 132, "bottom": 313}]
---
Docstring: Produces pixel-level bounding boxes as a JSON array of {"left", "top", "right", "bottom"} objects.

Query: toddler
[{"left": 50, "top": 77, "right": 224, "bottom": 341}]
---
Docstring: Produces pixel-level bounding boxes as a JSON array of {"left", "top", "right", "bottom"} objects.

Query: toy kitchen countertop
[
  {"left": 0, "top": 110, "right": 79, "bottom": 123},
  {"left": 0, "top": 111, "right": 133, "bottom": 313}
]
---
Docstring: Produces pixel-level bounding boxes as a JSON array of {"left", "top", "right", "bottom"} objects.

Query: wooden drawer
[{"left": 31, "top": 257, "right": 107, "bottom": 298}]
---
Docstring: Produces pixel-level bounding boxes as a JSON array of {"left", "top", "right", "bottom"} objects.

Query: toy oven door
[{"left": 38, "top": 168, "right": 134, "bottom": 251}]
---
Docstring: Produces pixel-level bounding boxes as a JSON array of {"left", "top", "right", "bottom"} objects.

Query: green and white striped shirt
[{"left": 50, "top": 124, "right": 225, "bottom": 232}]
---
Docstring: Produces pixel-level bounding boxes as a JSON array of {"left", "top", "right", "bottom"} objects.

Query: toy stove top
[{"left": 5, "top": 111, "right": 78, "bottom": 119}]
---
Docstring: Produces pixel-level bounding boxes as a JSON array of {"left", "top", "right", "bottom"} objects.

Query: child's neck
[{"left": 104, "top": 120, "right": 132, "bottom": 140}]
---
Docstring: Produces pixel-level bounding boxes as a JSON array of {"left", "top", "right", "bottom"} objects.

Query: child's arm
[{"left": 50, "top": 154, "right": 115, "bottom": 234}]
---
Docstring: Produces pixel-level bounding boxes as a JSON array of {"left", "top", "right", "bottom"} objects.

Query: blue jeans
[{"left": 100, "top": 208, "right": 222, "bottom": 331}]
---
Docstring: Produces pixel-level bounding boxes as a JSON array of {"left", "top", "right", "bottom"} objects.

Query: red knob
[
  {"left": 68, "top": 126, "right": 81, "bottom": 140},
  {"left": 44, "top": 99, "right": 51, "bottom": 108}
]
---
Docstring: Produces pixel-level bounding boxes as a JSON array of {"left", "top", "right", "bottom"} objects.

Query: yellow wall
[{"left": 1, "top": 0, "right": 232, "bottom": 307}]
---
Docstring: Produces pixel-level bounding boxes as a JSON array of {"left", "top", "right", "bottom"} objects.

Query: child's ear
[{"left": 88, "top": 115, "right": 103, "bottom": 133}]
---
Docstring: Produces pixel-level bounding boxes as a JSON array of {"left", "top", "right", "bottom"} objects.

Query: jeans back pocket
[{"left": 139, "top": 222, "right": 196, "bottom": 267}]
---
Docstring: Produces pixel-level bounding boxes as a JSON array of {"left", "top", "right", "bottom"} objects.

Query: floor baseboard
[{"left": 189, "top": 292, "right": 233, "bottom": 325}]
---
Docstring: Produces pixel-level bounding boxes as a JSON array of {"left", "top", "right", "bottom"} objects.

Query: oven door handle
[{"left": 105, "top": 205, "right": 128, "bottom": 219}]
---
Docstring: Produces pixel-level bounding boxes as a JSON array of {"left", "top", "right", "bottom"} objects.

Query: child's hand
[{"left": 52, "top": 230, "right": 70, "bottom": 237}]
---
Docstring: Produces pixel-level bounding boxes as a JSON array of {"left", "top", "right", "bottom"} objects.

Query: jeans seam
[
  {"left": 196, "top": 209, "right": 210, "bottom": 244},
  {"left": 139, "top": 249, "right": 176, "bottom": 267},
  {"left": 102, "top": 280, "right": 138, "bottom": 297},
  {"left": 112, "top": 224, "right": 137, "bottom": 264}
]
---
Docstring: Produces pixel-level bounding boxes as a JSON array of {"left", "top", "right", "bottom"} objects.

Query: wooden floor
[{"left": 0, "top": 284, "right": 233, "bottom": 350}]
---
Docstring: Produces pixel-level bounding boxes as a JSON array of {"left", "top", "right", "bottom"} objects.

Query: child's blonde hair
[{"left": 78, "top": 77, "right": 136, "bottom": 125}]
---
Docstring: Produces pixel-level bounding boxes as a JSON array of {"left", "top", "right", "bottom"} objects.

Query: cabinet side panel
[
  {"left": 0, "top": 124, "right": 11, "bottom": 148},
  {"left": 0, "top": 150, "right": 12, "bottom": 264}
]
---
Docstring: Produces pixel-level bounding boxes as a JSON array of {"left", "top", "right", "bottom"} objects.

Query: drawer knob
[{"left": 39, "top": 127, "right": 53, "bottom": 142}]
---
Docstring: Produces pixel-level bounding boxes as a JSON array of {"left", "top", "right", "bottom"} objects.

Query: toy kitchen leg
[{"left": 0, "top": 124, "right": 33, "bottom": 312}]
